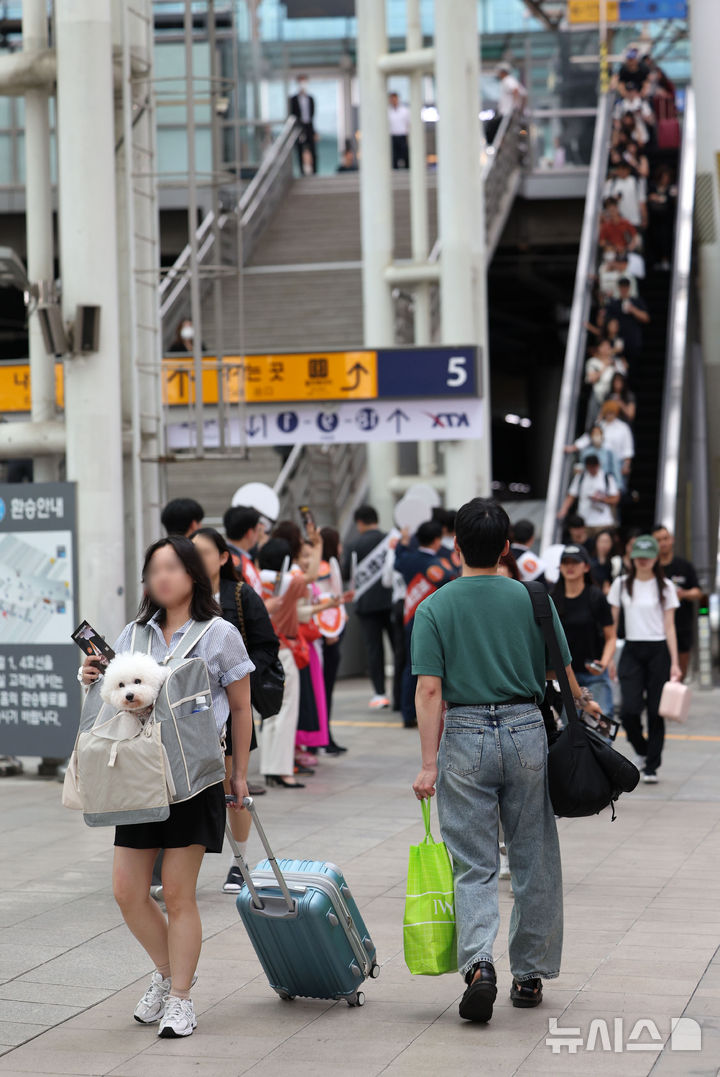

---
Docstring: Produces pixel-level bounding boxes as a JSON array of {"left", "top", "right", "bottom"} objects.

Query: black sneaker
[
  {"left": 510, "top": 977, "right": 543, "bottom": 1008},
  {"left": 223, "top": 864, "right": 245, "bottom": 893},
  {"left": 459, "top": 962, "right": 497, "bottom": 1023}
]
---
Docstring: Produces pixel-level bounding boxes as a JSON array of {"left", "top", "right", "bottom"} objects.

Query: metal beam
[{"left": 521, "top": 0, "right": 560, "bottom": 32}]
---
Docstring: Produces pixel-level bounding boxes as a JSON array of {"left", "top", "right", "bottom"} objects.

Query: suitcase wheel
[
  {"left": 347, "top": 991, "right": 365, "bottom": 1008},
  {"left": 276, "top": 989, "right": 295, "bottom": 1001},
  {"left": 370, "top": 963, "right": 380, "bottom": 979}
]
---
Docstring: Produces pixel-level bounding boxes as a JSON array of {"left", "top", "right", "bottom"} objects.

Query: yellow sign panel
[
  {"left": 1, "top": 351, "right": 379, "bottom": 413},
  {"left": 568, "top": 0, "right": 619, "bottom": 22},
  {"left": 244, "top": 351, "right": 377, "bottom": 403},
  {"left": 0, "top": 363, "right": 64, "bottom": 412}
]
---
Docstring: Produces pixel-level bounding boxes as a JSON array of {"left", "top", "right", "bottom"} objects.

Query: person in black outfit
[
  {"left": 192, "top": 529, "right": 279, "bottom": 893},
  {"left": 320, "top": 526, "right": 348, "bottom": 754},
  {"left": 289, "top": 75, "right": 317, "bottom": 174},
  {"left": 342, "top": 504, "right": 396, "bottom": 709},
  {"left": 552, "top": 544, "right": 616, "bottom": 719},
  {"left": 604, "top": 279, "right": 650, "bottom": 361},
  {"left": 653, "top": 524, "right": 703, "bottom": 681}
]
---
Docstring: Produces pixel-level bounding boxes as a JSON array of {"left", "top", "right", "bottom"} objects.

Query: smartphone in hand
[
  {"left": 299, "top": 504, "right": 315, "bottom": 533},
  {"left": 72, "top": 620, "right": 116, "bottom": 666}
]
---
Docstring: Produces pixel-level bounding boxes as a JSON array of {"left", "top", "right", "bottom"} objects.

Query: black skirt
[
  {"left": 224, "top": 714, "right": 258, "bottom": 757},
  {"left": 114, "top": 781, "right": 226, "bottom": 854}
]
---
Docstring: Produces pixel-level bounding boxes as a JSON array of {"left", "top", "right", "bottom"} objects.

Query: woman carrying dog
[{"left": 80, "top": 535, "right": 254, "bottom": 1039}]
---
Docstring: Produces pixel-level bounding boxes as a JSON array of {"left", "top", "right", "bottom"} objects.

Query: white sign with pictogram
[{"left": 167, "top": 397, "right": 483, "bottom": 451}]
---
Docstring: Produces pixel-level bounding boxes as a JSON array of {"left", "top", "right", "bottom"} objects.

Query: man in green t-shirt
[{"left": 411, "top": 498, "right": 600, "bottom": 1025}]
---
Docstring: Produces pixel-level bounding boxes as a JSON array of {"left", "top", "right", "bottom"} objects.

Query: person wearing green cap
[{"left": 608, "top": 534, "right": 681, "bottom": 783}]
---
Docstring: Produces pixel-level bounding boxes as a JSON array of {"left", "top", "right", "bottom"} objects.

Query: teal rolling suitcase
[{"left": 230, "top": 797, "right": 379, "bottom": 1007}]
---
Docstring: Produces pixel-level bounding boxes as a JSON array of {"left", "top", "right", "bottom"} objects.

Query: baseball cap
[
  {"left": 561, "top": 544, "right": 590, "bottom": 565},
  {"left": 630, "top": 534, "right": 659, "bottom": 559}
]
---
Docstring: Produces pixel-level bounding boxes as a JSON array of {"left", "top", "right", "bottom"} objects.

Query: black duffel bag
[{"left": 525, "top": 582, "right": 640, "bottom": 820}]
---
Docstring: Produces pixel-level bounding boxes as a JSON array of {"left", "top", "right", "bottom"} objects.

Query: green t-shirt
[{"left": 410, "top": 575, "right": 572, "bottom": 705}]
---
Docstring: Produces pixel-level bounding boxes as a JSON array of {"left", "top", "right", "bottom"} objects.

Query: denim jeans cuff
[
  {"left": 513, "top": 970, "right": 560, "bottom": 982},
  {"left": 461, "top": 953, "right": 494, "bottom": 977}
]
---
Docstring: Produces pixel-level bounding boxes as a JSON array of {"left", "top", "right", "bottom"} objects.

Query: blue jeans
[
  {"left": 575, "top": 668, "right": 614, "bottom": 718},
  {"left": 436, "top": 703, "right": 563, "bottom": 982}
]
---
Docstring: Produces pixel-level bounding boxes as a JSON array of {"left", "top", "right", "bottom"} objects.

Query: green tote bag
[{"left": 403, "top": 798, "right": 458, "bottom": 975}]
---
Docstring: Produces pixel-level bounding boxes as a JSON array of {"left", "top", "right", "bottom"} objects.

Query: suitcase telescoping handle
[{"left": 225, "top": 795, "right": 295, "bottom": 913}]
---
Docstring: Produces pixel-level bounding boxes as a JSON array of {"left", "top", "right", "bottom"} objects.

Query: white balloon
[
  {"left": 394, "top": 496, "right": 433, "bottom": 533},
  {"left": 231, "top": 483, "right": 280, "bottom": 523},
  {"left": 405, "top": 483, "right": 441, "bottom": 509}
]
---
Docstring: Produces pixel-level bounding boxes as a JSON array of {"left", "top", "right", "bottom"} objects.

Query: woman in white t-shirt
[{"left": 608, "top": 534, "right": 681, "bottom": 784}]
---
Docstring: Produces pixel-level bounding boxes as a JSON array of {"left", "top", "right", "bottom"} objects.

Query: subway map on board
[{"left": 0, "top": 532, "right": 74, "bottom": 644}]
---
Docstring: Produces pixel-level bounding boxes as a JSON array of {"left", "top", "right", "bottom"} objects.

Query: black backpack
[{"left": 525, "top": 582, "right": 640, "bottom": 820}]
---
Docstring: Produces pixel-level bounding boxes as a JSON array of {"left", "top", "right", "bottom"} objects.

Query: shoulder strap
[
  {"left": 171, "top": 617, "right": 221, "bottom": 662},
  {"left": 130, "top": 622, "right": 153, "bottom": 655},
  {"left": 524, "top": 581, "right": 579, "bottom": 727},
  {"left": 234, "top": 582, "right": 248, "bottom": 645}
]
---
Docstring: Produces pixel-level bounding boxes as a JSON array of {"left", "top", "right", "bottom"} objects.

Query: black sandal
[
  {"left": 510, "top": 977, "right": 543, "bottom": 1008},
  {"left": 458, "top": 961, "right": 497, "bottom": 1023}
]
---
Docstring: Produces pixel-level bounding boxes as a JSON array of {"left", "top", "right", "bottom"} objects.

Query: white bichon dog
[{"left": 100, "top": 652, "right": 168, "bottom": 721}]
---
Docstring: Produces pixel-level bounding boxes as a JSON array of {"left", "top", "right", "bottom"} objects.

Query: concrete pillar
[
  {"left": 56, "top": 0, "right": 126, "bottom": 637},
  {"left": 357, "top": 0, "right": 398, "bottom": 528},
  {"left": 434, "top": 0, "right": 491, "bottom": 505},
  {"left": 22, "top": 0, "right": 59, "bottom": 483},
  {"left": 689, "top": 3, "right": 720, "bottom": 569}
]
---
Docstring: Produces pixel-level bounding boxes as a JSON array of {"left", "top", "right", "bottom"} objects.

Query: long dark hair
[
  {"left": 625, "top": 558, "right": 665, "bottom": 603},
  {"left": 321, "top": 526, "right": 340, "bottom": 562},
  {"left": 192, "top": 527, "right": 239, "bottom": 583},
  {"left": 136, "top": 535, "right": 222, "bottom": 625},
  {"left": 273, "top": 520, "right": 302, "bottom": 561}
]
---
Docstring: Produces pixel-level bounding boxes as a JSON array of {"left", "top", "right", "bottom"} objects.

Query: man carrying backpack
[
  {"left": 558, "top": 454, "right": 620, "bottom": 536},
  {"left": 411, "top": 498, "right": 600, "bottom": 1024}
]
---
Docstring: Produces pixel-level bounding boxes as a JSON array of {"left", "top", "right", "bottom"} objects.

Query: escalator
[{"left": 541, "top": 88, "right": 696, "bottom": 546}]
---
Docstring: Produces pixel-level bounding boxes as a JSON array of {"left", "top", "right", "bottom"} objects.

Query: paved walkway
[{"left": 1, "top": 679, "right": 719, "bottom": 1076}]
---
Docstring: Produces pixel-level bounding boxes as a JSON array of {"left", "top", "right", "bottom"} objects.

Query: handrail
[
  {"left": 540, "top": 93, "right": 614, "bottom": 554},
  {"left": 158, "top": 116, "right": 299, "bottom": 333},
  {"left": 655, "top": 88, "right": 695, "bottom": 530}
]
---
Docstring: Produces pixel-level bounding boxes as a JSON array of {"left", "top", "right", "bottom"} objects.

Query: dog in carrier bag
[{"left": 63, "top": 619, "right": 228, "bottom": 826}]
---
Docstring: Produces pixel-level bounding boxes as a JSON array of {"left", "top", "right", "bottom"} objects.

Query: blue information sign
[
  {"left": 619, "top": 0, "right": 686, "bottom": 18},
  {"left": 376, "top": 346, "right": 478, "bottom": 399}
]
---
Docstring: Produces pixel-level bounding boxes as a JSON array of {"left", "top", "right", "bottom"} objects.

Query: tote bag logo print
[{"left": 403, "top": 799, "right": 458, "bottom": 976}]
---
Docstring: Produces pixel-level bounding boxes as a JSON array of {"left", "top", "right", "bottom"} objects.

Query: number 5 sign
[{"left": 376, "top": 346, "right": 478, "bottom": 399}]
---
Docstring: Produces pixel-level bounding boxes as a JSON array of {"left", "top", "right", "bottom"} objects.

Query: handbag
[
  {"left": 525, "top": 582, "right": 640, "bottom": 821},
  {"left": 403, "top": 799, "right": 458, "bottom": 975},
  {"left": 658, "top": 681, "right": 691, "bottom": 723},
  {"left": 234, "top": 582, "right": 285, "bottom": 721}
]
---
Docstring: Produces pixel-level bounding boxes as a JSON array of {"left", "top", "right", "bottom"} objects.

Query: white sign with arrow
[{"left": 167, "top": 397, "right": 484, "bottom": 450}]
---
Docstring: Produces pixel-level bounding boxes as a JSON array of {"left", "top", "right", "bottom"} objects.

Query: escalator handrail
[
  {"left": 655, "top": 87, "right": 695, "bottom": 530},
  {"left": 540, "top": 92, "right": 615, "bottom": 555}
]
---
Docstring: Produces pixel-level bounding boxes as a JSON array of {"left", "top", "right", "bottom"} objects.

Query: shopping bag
[{"left": 403, "top": 799, "right": 457, "bottom": 975}]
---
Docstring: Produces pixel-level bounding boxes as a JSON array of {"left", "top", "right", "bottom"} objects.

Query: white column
[
  {"left": 689, "top": 2, "right": 720, "bottom": 570},
  {"left": 22, "top": 0, "right": 58, "bottom": 483},
  {"left": 357, "top": 0, "right": 397, "bottom": 528},
  {"left": 56, "top": 0, "right": 126, "bottom": 637},
  {"left": 434, "top": 0, "right": 491, "bottom": 506}
]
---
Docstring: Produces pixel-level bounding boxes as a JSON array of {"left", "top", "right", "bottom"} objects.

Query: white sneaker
[
  {"left": 631, "top": 754, "right": 646, "bottom": 771},
  {"left": 642, "top": 771, "right": 659, "bottom": 784},
  {"left": 369, "top": 695, "right": 390, "bottom": 710},
  {"left": 499, "top": 849, "right": 511, "bottom": 881},
  {"left": 134, "top": 971, "right": 171, "bottom": 1024},
  {"left": 158, "top": 996, "right": 197, "bottom": 1038}
]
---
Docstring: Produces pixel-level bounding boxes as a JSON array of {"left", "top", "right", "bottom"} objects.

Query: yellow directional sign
[
  {"left": 244, "top": 351, "right": 377, "bottom": 403},
  {"left": 568, "top": 0, "right": 619, "bottom": 22},
  {"left": 0, "top": 363, "right": 64, "bottom": 412}
]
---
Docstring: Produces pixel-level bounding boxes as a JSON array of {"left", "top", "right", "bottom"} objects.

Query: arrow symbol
[
  {"left": 341, "top": 362, "right": 369, "bottom": 391},
  {"left": 387, "top": 407, "right": 410, "bottom": 434}
]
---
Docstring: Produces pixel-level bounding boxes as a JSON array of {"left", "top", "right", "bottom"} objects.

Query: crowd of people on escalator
[{"left": 558, "top": 46, "right": 680, "bottom": 540}]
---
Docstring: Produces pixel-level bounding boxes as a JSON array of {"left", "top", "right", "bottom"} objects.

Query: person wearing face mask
[
  {"left": 558, "top": 454, "right": 620, "bottom": 536},
  {"left": 169, "top": 319, "right": 198, "bottom": 354},
  {"left": 289, "top": 75, "right": 317, "bottom": 174},
  {"left": 579, "top": 425, "right": 622, "bottom": 488},
  {"left": 568, "top": 400, "right": 634, "bottom": 490}
]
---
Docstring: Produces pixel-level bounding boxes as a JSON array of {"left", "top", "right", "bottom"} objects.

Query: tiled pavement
[{"left": 1, "top": 679, "right": 719, "bottom": 1076}]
